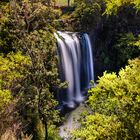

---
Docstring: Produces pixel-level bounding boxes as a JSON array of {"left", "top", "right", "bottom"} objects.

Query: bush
[
  {"left": 73, "top": 58, "right": 140, "bottom": 140},
  {"left": 0, "top": 52, "right": 31, "bottom": 111},
  {"left": 70, "top": 0, "right": 102, "bottom": 31}
]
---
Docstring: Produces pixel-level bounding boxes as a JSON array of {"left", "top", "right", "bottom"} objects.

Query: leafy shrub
[
  {"left": 114, "top": 33, "right": 140, "bottom": 69},
  {"left": 48, "top": 125, "right": 62, "bottom": 140},
  {"left": 0, "top": 1, "right": 61, "bottom": 139},
  {"left": 70, "top": 0, "right": 102, "bottom": 31},
  {"left": 104, "top": 0, "right": 140, "bottom": 15},
  {"left": 0, "top": 52, "right": 31, "bottom": 111},
  {"left": 0, "top": 52, "right": 31, "bottom": 137},
  {"left": 73, "top": 58, "right": 140, "bottom": 139}
]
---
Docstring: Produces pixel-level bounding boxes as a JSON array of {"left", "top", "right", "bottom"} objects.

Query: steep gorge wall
[
  {"left": 55, "top": 4, "right": 140, "bottom": 80},
  {"left": 88, "top": 8, "right": 140, "bottom": 80}
]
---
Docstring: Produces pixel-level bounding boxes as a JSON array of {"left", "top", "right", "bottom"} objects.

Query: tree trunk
[
  {"left": 32, "top": 114, "right": 46, "bottom": 140},
  {"left": 68, "top": 0, "right": 70, "bottom": 6},
  {"left": 44, "top": 121, "right": 48, "bottom": 140}
]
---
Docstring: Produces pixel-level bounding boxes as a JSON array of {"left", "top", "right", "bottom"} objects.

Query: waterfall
[{"left": 54, "top": 31, "right": 94, "bottom": 108}]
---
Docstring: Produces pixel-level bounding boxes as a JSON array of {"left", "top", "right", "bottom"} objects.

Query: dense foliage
[
  {"left": 0, "top": 0, "right": 61, "bottom": 139},
  {"left": 70, "top": 0, "right": 102, "bottom": 31},
  {"left": 71, "top": 1, "right": 140, "bottom": 139},
  {"left": 65, "top": 0, "right": 138, "bottom": 78},
  {"left": 73, "top": 58, "right": 140, "bottom": 139},
  {"left": 0, "top": 52, "right": 31, "bottom": 111},
  {"left": 0, "top": 52, "right": 31, "bottom": 137},
  {"left": 0, "top": 0, "right": 140, "bottom": 139},
  {"left": 104, "top": 0, "right": 140, "bottom": 15}
]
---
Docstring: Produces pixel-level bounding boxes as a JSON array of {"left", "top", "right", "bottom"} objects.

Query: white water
[
  {"left": 82, "top": 33, "right": 94, "bottom": 87},
  {"left": 59, "top": 104, "right": 85, "bottom": 139},
  {"left": 55, "top": 31, "right": 94, "bottom": 108}
]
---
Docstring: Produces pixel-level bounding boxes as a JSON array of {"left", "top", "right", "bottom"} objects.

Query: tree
[
  {"left": 0, "top": 0, "right": 61, "bottom": 139},
  {"left": 17, "top": 30, "right": 61, "bottom": 140},
  {"left": 68, "top": 0, "right": 70, "bottom": 6},
  {"left": 70, "top": 0, "right": 101, "bottom": 31},
  {"left": 73, "top": 57, "right": 140, "bottom": 139},
  {"left": 104, "top": 0, "right": 140, "bottom": 15},
  {"left": 0, "top": 52, "right": 31, "bottom": 136}
]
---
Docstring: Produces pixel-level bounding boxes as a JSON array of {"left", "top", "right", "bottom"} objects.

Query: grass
[{"left": 55, "top": 0, "right": 74, "bottom": 6}]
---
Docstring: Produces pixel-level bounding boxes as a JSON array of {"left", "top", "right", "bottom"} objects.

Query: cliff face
[
  {"left": 56, "top": 4, "right": 140, "bottom": 80},
  {"left": 89, "top": 9, "right": 140, "bottom": 80}
]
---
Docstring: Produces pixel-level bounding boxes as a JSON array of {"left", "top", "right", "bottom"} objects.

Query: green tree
[
  {"left": 0, "top": 52, "right": 31, "bottom": 111},
  {"left": 71, "top": 0, "right": 102, "bottom": 31},
  {"left": 73, "top": 57, "right": 140, "bottom": 139},
  {"left": 0, "top": 0, "right": 61, "bottom": 139},
  {"left": 114, "top": 33, "right": 140, "bottom": 67},
  {"left": 17, "top": 30, "right": 61, "bottom": 140},
  {"left": 0, "top": 52, "right": 31, "bottom": 136},
  {"left": 104, "top": 0, "right": 140, "bottom": 15}
]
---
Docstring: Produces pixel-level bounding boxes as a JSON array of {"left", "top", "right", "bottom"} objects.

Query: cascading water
[{"left": 54, "top": 31, "right": 94, "bottom": 108}]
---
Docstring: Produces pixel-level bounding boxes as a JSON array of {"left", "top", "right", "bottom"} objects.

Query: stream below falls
[{"left": 59, "top": 104, "right": 86, "bottom": 139}]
